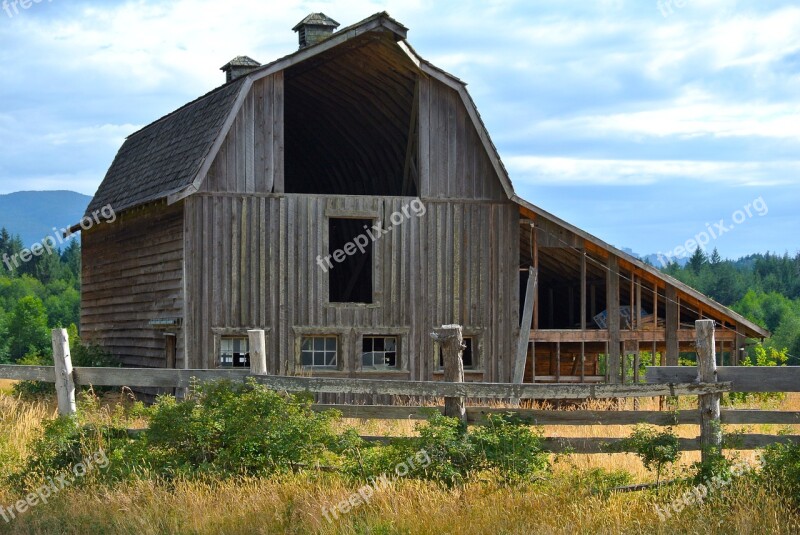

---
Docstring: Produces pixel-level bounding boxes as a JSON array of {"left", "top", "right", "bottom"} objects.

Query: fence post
[
  {"left": 431, "top": 324, "right": 467, "bottom": 424},
  {"left": 51, "top": 328, "right": 76, "bottom": 417},
  {"left": 696, "top": 319, "right": 722, "bottom": 461},
  {"left": 248, "top": 329, "right": 268, "bottom": 376}
]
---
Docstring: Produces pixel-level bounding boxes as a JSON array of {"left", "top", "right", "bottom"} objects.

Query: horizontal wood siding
[
  {"left": 184, "top": 194, "right": 518, "bottom": 382},
  {"left": 201, "top": 73, "right": 284, "bottom": 194},
  {"left": 419, "top": 77, "right": 506, "bottom": 201},
  {"left": 81, "top": 202, "right": 184, "bottom": 368}
]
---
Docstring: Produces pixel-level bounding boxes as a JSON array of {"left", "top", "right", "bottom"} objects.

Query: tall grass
[{"left": 0, "top": 391, "right": 797, "bottom": 534}]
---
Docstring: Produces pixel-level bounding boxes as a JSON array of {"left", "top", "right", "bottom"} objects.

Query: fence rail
[{"left": 0, "top": 323, "right": 798, "bottom": 455}]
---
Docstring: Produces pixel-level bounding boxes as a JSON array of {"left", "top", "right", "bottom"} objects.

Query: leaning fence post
[
  {"left": 51, "top": 328, "right": 76, "bottom": 417},
  {"left": 248, "top": 329, "right": 268, "bottom": 376},
  {"left": 696, "top": 319, "right": 722, "bottom": 461},
  {"left": 431, "top": 324, "right": 467, "bottom": 425}
]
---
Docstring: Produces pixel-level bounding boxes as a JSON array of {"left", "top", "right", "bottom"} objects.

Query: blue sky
[{"left": 0, "top": 0, "right": 798, "bottom": 259}]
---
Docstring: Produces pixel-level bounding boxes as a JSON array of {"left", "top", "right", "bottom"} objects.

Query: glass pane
[
  {"left": 314, "top": 337, "right": 325, "bottom": 351},
  {"left": 301, "top": 338, "right": 312, "bottom": 351},
  {"left": 463, "top": 338, "right": 473, "bottom": 368},
  {"left": 362, "top": 353, "right": 373, "bottom": 367},
  {"left": 385, "top": 352, "right": 396, "bottom": 367},
  {"left": 385, "top": 338, "right": 396, "bottom": 351},
  {"left": 326, "top": 337, "right": 337, "bottom": 351},
  {"left": 301, "top": 351, "right": 313, "bottom": 366},
  {"left": 373, "top": 338, "right": 384, "bottom": 351},
  {"left": 221, "top": 339, "right": 233, "bottom": 352},
  {"left": 325, "top": 351, "right": 337, "bottom": 367},
  {"left": 362, "top": 337, "right": 372, "bottom": 353}
]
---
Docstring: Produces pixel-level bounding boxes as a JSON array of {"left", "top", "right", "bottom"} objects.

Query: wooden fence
[{"left": 0, "top": 322, "right": 798, "bottom": 456}]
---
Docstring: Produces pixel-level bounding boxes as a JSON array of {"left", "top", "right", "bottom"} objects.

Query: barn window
[
  {"left": 328, "top": 218, "right": 373, "bottom": 303},
  {"left": 437, "top": 337, "right": 475, "bottom": 369},
  {"left": 220, "top": 338, "right": 249, "bottom": 367},
  {"left": 300, "top": 336, "right": 338, "bottom": 368},
  {"left": 362, "top": 336, "right": 398, "bottom": 370}
]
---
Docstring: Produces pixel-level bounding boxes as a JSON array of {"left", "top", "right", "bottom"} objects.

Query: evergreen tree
[
  {"left": 7, "top": 295, "right": 50, "bottom": 360},
  {"left": 688, "top": 247, "right": 707, "bottom": 274}
]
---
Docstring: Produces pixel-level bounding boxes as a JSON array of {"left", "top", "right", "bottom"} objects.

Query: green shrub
[
  {"left": 343, "top": 412, "right": 550, "bottom": 487},
  {"left": 144, "top": 379, "right": 341, "bottom": 477},
  {"left": 470, "top": 413, "right": 549, "bottom": 484},
  {"left": 619, "top": 425, "right": 680, "bottom": 485},
  {"left": 758, "top": 441, "right": 800, "bottom": 506}
]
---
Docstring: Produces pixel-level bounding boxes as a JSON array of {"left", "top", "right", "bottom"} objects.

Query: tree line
[
  {"left": 662, "top": 248, "right": 800, "bottom": 363},
  {"left": 0, "top": 227, "right": 81, "bottom": 363}
]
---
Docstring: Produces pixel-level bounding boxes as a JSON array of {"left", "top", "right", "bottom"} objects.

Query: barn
[{"left": 78, "top": 12, "right": 768, "bottom": 389}]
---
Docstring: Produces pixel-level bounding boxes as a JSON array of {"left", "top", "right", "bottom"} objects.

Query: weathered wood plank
[
  {"left": 0, "top": 365, "right": 55, "bottom": 382},
  {"left": 646, "top": 366, "right": 800, "bottom": 393},
  {"left": 513, "top": 267, "right": 536, "bottom": 384},
  {"left": 360, "top": 434, "right": 800, "bottom": 452},
  {"left": 314, "top": 404, "right": 800, "bottom": 426}
]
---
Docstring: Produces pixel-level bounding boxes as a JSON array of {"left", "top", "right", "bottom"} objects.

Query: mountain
[
  {"left": 619, "top": 247, "right": 689, "bottom": 268},
  {"left": 0, "top": 191, "right": 91, "bottom": 248}
]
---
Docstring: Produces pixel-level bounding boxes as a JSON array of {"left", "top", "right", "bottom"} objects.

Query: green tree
[{"left": 7, "top": 295, "right": 50, "bottom": 361}]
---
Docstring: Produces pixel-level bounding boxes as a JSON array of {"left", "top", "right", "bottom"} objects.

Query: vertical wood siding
[
  {"left": 184, "top": 195, "right": 519, "bottom": 381},
  {"left": 201, "top": 73, "right": 284, "bottom": 194},
  {"left": 418, "top": 77, "right": 506, "bottom": 201}
]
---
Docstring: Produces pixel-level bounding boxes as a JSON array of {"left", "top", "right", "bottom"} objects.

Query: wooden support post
[
  {"left": 580, "top": 341, "right": 585, "bottom": 383},
  {"left": 533, "top": 226, "right": 539, "bottom": 330},
  {"left": 555, "top": 341, "right": 561, "bottom": 383},
  {"left": 580, "top": 253, "right": 587, "bottom": 330},
  {"left": 696, "top": 320, "right": 722, "bottom": 462},
  {"left": 633, "top": 344, "right": 641, "bottom": 410},
  {"left": 666, "top": 285, "right": 679, "bottom": 366},
  {"left": 635, "top": 277, "right": 642, "bottom": 331},
  {"left": 52, "top": 328, "right": 76, "bottom": 417},
  {"left": 607, "top": 256, "right": 621, "bottom": 384},
  {"left": 248, "top": 329, "right": 267, "bottom": 376},
  {"left": 432, "top": 325, "right": 466, "bottom": 424},
  {"left": 514, "top": 268, "right": 537, "bottom": 384},
  {"left": 734, "top": 328, "right": 746, "bottom": 366}
]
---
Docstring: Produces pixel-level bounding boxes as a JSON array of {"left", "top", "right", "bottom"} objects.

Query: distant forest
[
  {"left": 0, "top": 227, "right": 80, "bottom": 363},
  {"left": 0, "top": 225, "right": 797, "bottom": 365},
  {"left": 662, "top": 248, "right": 800, "bottom": 363}
]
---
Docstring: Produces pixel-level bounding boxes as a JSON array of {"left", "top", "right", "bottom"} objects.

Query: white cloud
[{"left": 507, "top": 156, "right": 800, "bottom": 186}]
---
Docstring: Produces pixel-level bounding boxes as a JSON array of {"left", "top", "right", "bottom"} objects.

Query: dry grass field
[{"left": 0, "top": 388, "right": 797, "bottom": 534}]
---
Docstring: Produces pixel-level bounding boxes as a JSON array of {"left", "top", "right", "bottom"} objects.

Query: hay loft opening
[{"left": 284, "top": 33, "right": 419, "bottom": 196}]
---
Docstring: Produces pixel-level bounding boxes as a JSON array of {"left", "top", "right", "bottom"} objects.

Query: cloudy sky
[{"left": 1, "top": 0, "right": 798, "bottom": 259}]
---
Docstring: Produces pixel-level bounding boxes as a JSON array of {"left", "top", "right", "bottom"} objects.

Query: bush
[
  {"left": 343, "top": 412, "right": 549, "bottom": 487},
  {"left": 144, "top": 379, "right": 341, "bottom": 477},
  {"left": 618, "top": 425, "right": 680, "bottom": 485},
  {"left": 471, "top": 413, "right": 549, "bottom": 484},
  {"left": 758, "top": 441, "right": 800, "bottom": 506}
]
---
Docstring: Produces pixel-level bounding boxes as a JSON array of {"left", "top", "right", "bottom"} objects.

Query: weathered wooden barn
[{"left": 79, "top": 12, "right": 768, "bottom": 387}]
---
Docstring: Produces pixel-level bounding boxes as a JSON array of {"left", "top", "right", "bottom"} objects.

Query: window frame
[
  {"left": 292, "top": 327, "right": 350, "bottom": 373},
  {"left": 300, "top": 335, "right": 339, "bottom": 368},
  {"left": 211, "top": 327, "right": 271, "bottom": 369},
  {"left": 322, "top": 208, "right": 382, "bottom": 309},
  {"left": 432, "top": 328, "right": 484, "bottom": 373},
  {"left": 353, "top": 328, "right": 409, "bottom": 373}
]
